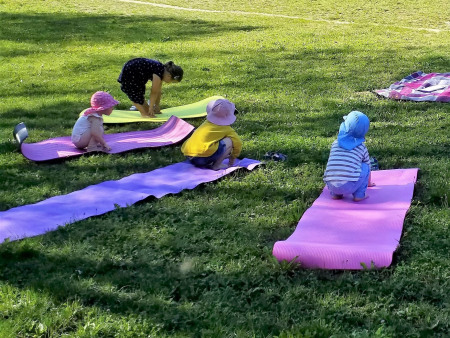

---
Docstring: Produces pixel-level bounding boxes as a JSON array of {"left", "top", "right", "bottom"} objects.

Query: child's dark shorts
[
  {"left": 120, "top": 82, "right": 146, "bottom": 105},
  {"left": 188, "top": 140, "right": 226, "bottom": 168}
]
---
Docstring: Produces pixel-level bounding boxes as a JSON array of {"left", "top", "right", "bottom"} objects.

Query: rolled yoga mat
[
  {"left": 273, "top": 169, "right": 419, "bottom": 270},
  {"left": 99, "top": 96, "right": 224, "bottom": 123},
  {"left": 0, "top": 158, "right": 260, "bottom": 243},
  {"left": 16, "top": 116, "right": 194, "bottom": 162}
]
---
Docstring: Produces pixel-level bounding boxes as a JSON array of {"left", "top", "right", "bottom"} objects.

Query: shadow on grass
[
  {"left": 0, "top": 173, "right": 447, "bottom": 335},
  {"left": 0, "top": 5, "right": 449, "bottom": 335},
  {"left": 0, "top": 12, "right": 261, "bottom": 51}
]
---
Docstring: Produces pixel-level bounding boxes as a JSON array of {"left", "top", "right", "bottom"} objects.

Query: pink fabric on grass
[
  {"left": 20, "top": 116, "right": 193, "bottom": 161},
  {"left": 375, "top": 71, "right": 450, "bottom": 102},
  {"left": 273, "top": 169, "right": 418, "bottom": 270}
]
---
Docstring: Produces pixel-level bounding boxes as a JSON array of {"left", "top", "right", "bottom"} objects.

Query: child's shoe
[
  {"left": 264, "top": 151, "right": 287, "bottom": 162},
  {"left": 370, "top": 157, "right": 379, "bottom": 170}
]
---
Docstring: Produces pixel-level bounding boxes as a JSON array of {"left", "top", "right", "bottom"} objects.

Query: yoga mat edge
[
  {"left": 0, "top": 158, "right": 260, "bottom": 243},
  {"left": 100, "top": 95, "right": 225, "bottom": 123},
  {"left": 273, "top": 168, "right": 419, "bottom": 270},
  {"left": 19, "top": 116, "right": 194, "bottom": 162}
]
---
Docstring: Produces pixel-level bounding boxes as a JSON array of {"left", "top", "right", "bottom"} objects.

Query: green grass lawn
[{"left": 0, "top": 0, "right": 449, "bottom": 336}]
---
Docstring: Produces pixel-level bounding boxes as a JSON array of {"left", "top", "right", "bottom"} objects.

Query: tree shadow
[
  {"left": 0, "top": 12, "right": 260, "bottom": 47},
  {"left": 0, "top": 172, "right": 445, "bottom": 335},
  {"left": 0, "top": 11, "right": 449, "bottom": 334}
]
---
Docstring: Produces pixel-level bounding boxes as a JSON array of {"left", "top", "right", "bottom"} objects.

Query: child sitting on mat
[
  {"left": 118, "top": 58, "right": 183, "bottom": 118},
  {"left": 181, "top": 98, "right": 242, "bottom": 170},
  {"left": 323, "top": 111, "right": 375, "bottom": 201},
  {"left": 71, "top": 91, "right": 119, "bottom": 152}
]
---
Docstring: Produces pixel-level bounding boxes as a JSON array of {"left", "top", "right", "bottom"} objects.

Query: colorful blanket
[
  {"left": 273, "top": 169, "right": 419, "bottom": 270},
  {"left": 375, "top": 71, "right": 450, "bottom": 102}
]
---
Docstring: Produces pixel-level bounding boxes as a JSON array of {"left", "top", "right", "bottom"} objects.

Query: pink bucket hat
[
  {"left": 206, "top": 99, "right": 236, "bottom": 126},
  {"left": 84, "top": 91, "right": 119, "bottom": 115}
]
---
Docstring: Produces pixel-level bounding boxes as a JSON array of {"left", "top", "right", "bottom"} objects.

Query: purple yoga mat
[
  {"left": 0, "top": 158, "right": 260, "bottom": 243},
  {"left": 20, "top": 116, "right": 193, "bottom": 161},
  {"left": 273, "top": 169, "right": 418, "bottom": 270}
]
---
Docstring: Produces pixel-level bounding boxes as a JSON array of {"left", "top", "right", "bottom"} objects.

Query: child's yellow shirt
[{"left": 181, "top": 120, "right": 242, "bottom": 158}]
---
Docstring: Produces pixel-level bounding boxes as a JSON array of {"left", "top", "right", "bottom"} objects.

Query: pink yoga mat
[
  {"left": 19, "top": 116, "right": 193, "bottom": 161},
  {"left": 0, "top": 158, "right": 260, "bottom": 243},
  {"left": 273, "top": 169, "right": 418, "bottom": 270}
]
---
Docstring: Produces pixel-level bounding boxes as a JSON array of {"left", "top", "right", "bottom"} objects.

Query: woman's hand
[
  {"left": 143, "top": 103, "right": 155, "bottom": 118},
  {"left": 146, "top": 105, "right": 156, "bottom": 118}
]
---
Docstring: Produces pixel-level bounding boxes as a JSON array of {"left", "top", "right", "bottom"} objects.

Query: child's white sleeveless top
[{"left": 71, "top": 112, "right": 102, "bottom": 143}]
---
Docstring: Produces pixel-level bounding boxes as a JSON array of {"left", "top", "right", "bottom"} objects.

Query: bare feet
[
  {"left": 86, "top": 144, "right": 106, "bottom": 153},
  {"left": 353, "top": 195, "right": 369, "bottom": 202},
  {"left": 211, "top": 164, "right": 228, "bottom": 171}
]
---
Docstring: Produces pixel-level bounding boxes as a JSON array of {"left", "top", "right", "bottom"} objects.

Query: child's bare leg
[
  {"left": 133, "top": 102, "right": 154, "bottom": 118},
  {"left": 74, "top": 132, "right": 93, "bottom": 150},
  {"left": 211, "top": 138, "right": 232, "bottom": 170}
]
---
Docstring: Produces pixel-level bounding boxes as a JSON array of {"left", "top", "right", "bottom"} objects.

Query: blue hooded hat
[{"left": 337, "top": 111, "right": 370, "bottom": 150}]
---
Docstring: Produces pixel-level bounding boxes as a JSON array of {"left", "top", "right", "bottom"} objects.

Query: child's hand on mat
[{"left": 228, "top": 157, "right": 236, "bottom": 167}]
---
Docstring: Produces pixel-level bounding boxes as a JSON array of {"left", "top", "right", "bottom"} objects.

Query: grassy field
[{"left": 0, "top": 0, "right": 449, "bottom": 336}]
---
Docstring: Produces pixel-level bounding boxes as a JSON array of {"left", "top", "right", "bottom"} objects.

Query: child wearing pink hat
[
  {"left": 181, "top": 98, "right": 242, "bottom": 170},
  {"left": 71, "top": 91, "right": 119, "bottom": 152}
]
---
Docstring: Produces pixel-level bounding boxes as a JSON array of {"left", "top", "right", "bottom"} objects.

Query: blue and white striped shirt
[{"left": 323, "top": 140, "right": 370, "bottom": 182}]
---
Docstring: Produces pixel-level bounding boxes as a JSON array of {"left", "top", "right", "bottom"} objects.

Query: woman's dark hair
[{"left": 164, "top": 61, "right": 183, "bottom": 81}]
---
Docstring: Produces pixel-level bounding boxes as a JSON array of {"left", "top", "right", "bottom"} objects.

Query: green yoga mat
[{"left": 94, "top": 96, "right": 224, "bottom": 123}]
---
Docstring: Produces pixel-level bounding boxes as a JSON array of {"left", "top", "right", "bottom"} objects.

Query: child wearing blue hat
[{"left": 323, "top": 111, "right": 375, "bottom": 201}]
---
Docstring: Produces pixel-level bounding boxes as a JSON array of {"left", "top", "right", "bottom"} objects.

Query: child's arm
[
  {"left": 227, "top": 130, "right": 243, "bottom": 166},
  {"left": 89, "top": 116, "right": 111, "bottom": 151},
  {"left": 149, "top": 74, "right": 163, "bottom": 115}
]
